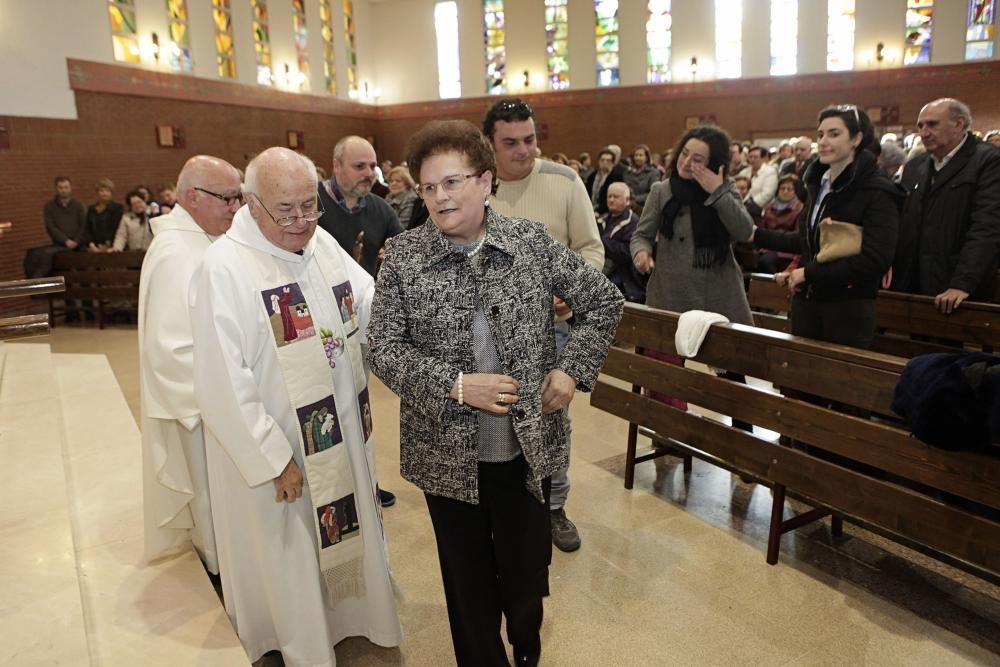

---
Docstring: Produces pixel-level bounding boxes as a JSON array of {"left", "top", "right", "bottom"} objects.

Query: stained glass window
[
  {"left": 827, "top": 0, "right": 855, "bottom": 71},
  {"left": 251, "top": 0, "right": 273, "bottom": 85},
  {"left": 715, "top": 0, "right": 742, "bottom": 79},
  {"left": 595, "top": 1, "right": 620, "bottom": 86},
  {"left": 966, "top": 0, "right": 996, "bottom": 60},
  {"left": 770, "top": 0, "right": 796, "bottom": 75},
  {"left": 343, "top": 0, "right": 359, "bottom": 98},
  {"left": 435, "top": 2, "right": 461, "bottom": 98},
  {"left": 319, "top": 0, "right": 336, "bottom": 94},
  {"left": 646, "top": 0, "right": 671, "bottom": 84},
  {"left": 484, "top": 0, "right": 507, "bottom": 95},
  {"left": 108, "top": 0, "right": 141, "bottom": 63},
  {"left": 291, "top": 0, "right": 310, "bottom": 91},
  {"left": 166, "top": 0, "right": 193, "bottom": 72},
  {"left": 904, "top": 0, "right": 933, "bottom": 65},
  {"left": 545, "top": 0, "right": 570, "bottom": 90},
  {"left": 213, "top": 0, "right": 237, "bottom": 78}
]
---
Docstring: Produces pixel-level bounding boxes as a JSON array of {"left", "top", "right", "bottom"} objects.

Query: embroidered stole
[{"left": 235, "top": 240, "right": 374, "bottom": 606}]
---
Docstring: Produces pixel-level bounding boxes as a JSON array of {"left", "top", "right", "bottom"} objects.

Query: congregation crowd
[{"left": 28, "top": 94, "right": 1000, "bottom": 667}]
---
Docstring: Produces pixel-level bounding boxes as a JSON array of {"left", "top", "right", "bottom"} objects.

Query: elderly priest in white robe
[
  {"left": 192, "top": 147, "right": 401, "bottom": 667},
  {"left": 140, "top": 154, "right": 243, "bottom": 573}
]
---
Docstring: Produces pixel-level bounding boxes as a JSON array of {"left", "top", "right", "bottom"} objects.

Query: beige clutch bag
[{"left": 816, "top": 219, "right": 863, "bottom": 263}]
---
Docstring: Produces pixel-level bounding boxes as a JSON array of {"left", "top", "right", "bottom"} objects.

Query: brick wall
[
  {"left": 377, "top": 61, "right": 1000, "bottom": 166},
  {"left": 4, "top": 60, "right": 1000, "bottom": 315},
  {"left": 0, "top": 91, "right": 378, "bottom": 315}
]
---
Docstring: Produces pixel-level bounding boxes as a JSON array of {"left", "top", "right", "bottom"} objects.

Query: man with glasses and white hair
[
  {"left": 140, "top": 154, "right": 242, "bottom": 575},
  {"left": 892, "top": 97, "right": 1000, "bottom": 312},
  {"left": 191, "top": 147, "right": 402, "bottom": 666},
  {"left": 483, "top": 98, "right": 603, "bottom": 553}
]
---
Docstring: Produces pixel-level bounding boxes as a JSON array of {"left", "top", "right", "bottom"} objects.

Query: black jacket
[
  {"left": 755, "top": 151, "right": 902, "bottom": 301},
  {"left": 585, "top": 163, "right": 625, "bottom": 215},
  {"left": 891, "top": 134, "right": 1000, "bottom": 300}
]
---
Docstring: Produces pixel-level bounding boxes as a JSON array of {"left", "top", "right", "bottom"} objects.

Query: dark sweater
[
  {"left": 755, "top": 151, "right": 902, "bottom": 301},
  {"left": 317, "top": 183, "right": 403, "bottom": 276},
  {"left": 44, "top": 197, "right": 87, "bottom": 246},
  {"left": 86, "top": 200, "right": 125, "bottom": 246}
]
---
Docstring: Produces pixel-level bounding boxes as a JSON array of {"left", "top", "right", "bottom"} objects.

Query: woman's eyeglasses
[{"left": 415, "top": 173, "right": 481, "bottom": 198}]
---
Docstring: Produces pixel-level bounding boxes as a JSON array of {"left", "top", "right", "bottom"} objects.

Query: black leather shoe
[{"left": 377, "top": 488, "right": 396, "bottom": 508}]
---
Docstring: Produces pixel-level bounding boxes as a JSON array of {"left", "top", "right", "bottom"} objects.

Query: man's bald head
[
  {"left": 175, "top": 155, "right": 242, "bottom": 236},
  {"left": 245, "top": 147, "right": 320, "bottom": 253},
  {"left": 332, "top": 136, "right": 378, "bottom": 203},
  {"left": 606, "top": 181, "right": 630, "bottom": 215}
]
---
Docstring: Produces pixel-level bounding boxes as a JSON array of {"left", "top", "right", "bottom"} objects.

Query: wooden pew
[
  {"left": 746, "top": 273, "right": 1000, "bottom": 356},
  {"left": 594, "top": 303, "right": 1000, "bottom": 576},
  {"left": 48, "top": 251, "right": 145, "bottom": 329}
]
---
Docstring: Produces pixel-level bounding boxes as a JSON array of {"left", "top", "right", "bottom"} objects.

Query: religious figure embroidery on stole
[
  {"left": 261, "top": 282, "right": 316, "bottom": 346},
  {"left": 317, "top": 495, "right": 360, "bottom": 548},
  {"left": 332, "top": 281, "right": 359, "bottom": 337},
  {"left": 297, "top": 396, "right": 344, "bottom": 455},
  {"left": 320, "top": 327, "right": 346, "bottom": 369},
  {"left": 358, "top": 387, "right": 373, "bottom": 441}
]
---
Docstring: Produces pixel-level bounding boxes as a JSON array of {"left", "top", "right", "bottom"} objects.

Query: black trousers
[
  {"left": 791, "top": 294, "right": 877, "bottom": 349},
  {"left": 425, "top": 456, "right": 552, "bottom": 667}
]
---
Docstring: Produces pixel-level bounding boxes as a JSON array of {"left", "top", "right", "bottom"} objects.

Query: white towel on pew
[{"left": 675, "top": 310, "right": 730, "bottom": 358}]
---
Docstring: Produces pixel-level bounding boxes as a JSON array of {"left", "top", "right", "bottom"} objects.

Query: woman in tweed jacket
[{"left": 368, "top": 120, "right": 623, "bottom": 667}]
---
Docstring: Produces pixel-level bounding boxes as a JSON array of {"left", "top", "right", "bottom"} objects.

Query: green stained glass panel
[{"left": 109, "top": 5, "right": 137, "bottom": 35}]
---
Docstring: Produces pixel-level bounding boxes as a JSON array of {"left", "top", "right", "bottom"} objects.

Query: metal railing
[{"left": 0, "top": 276, "right": 66, "bottom": 341}]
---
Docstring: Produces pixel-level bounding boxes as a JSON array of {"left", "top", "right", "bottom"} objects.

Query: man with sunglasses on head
[
  {"left": 190, "top": 147, "right": 402, "bottom": 666},
  {"left": 483, "top": 98, "right": 604, "bottom": 553},
  {"left": 139, "top": 154, "right": 242, "bottom": 577}
]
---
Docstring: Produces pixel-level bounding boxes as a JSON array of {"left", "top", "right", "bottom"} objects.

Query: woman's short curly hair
[{"left": 406, "top": 120, "right": 497, "bottom": 186}]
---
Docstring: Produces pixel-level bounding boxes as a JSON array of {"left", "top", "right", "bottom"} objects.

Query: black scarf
[{"left": 659, "top": 174, "right": 730, "bottom": 269}]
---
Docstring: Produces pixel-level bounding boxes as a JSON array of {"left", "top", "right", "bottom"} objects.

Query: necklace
[{"left": 466, "top": 230, "right": 487, "bottom": 258}]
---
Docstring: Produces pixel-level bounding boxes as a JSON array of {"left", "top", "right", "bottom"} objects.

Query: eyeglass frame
[
  {"left": 248, "top": 192, "right": 326, "bottom": 227},
  {"left": 193, "top": 186, "right": 244, "bottom": 207},
  {"left": 415, "top": 172, "right": 484, "bottom": 199}
]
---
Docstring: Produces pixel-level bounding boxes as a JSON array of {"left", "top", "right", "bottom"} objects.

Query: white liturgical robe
[
  {"left": 139, "top": 203, "right": 219, "bottom": 572},
  {"left": 191, "top": 207, "right": 401, "bottom": 666}
]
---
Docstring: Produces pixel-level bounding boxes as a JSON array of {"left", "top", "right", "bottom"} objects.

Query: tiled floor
[{"left": 17, "top": 325, "right": 1000, "bottom": 666}]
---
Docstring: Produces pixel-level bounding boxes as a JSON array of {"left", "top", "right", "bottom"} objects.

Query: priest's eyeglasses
[
  {"left": 194, "top": 187, "right": 244, "bottom": 206},
  {"left": 416, "top": 173, "right": 482, "bottom": 198},
  {"left": 250, "top": 193, "right": 325, "bottom": 227}
]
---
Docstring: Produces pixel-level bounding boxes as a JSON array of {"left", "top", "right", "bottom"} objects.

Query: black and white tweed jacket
[{"left": 368, "top": 207, "right": 624, "bottom": 504}]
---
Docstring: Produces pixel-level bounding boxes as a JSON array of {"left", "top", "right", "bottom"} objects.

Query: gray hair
[
  {"left": 930, "top": 98, "right": 973, "bottom": 130},
  {"left": 879, "top": 142, "right": 907, "bottom": 171},
  {"left": 244, "top": 148, "right": 318, "bottom": 196}
]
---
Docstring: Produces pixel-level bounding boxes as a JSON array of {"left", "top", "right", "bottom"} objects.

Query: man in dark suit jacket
[
  {"left": 584, "top": 148, "right": 625, "bottom": 215},
  {"left": 778, "top": 136, "right": 815, "bottom": 179},
  {"left": 892, "top": 98, "right": 1000, "bottom": 313}
]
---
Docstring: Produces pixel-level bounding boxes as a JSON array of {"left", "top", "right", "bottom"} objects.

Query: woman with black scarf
[
  {"left": 630, "top": 125, "right": 755, "bottom": 431},
  {"left": 753, "top": 105, "right": 900, "bottom": 349},
  {"left": 631, "top": 124, "right": 754, "bottom": 326}
]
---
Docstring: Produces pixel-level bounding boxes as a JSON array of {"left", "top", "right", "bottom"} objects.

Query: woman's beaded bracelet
[{"left": 457, "top": 371, "right": 464, "bottom": 406}]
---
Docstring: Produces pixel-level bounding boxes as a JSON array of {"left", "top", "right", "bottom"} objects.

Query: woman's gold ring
[{"left": 498, "top": 392, "right": 504, "bottom": 404}]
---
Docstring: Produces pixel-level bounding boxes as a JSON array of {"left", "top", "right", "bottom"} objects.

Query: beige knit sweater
[{"left": 491, "top": 159, "right": 604, "bottom": 271}]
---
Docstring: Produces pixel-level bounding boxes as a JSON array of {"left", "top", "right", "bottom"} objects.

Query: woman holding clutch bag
[{"left": 753, "top": 105, "right": 901, "bottom": 348}]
